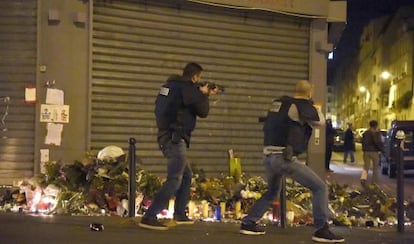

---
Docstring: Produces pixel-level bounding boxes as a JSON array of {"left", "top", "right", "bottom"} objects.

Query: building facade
[{"left": 334, "top": 5, "right": 414, "bottom": 131}]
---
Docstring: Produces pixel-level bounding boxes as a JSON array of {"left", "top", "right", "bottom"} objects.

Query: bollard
[
  {"left": 280, "top": 176, "right": 287, "bottom": 228},
  {"left": 395, "top": 130, "right": 405, "bottom": 232},
  {"left": 128, "top": 138, "right": 137, "bottom": 217}
]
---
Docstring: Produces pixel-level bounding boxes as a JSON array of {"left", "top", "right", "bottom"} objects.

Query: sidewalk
[{"left": 0, "top": 213, "right": 413, "bottom": 244}]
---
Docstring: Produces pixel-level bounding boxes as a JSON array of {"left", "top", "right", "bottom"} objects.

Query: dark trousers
[{"left": 325, "top": 144, "right": 333, "bottom": 170}]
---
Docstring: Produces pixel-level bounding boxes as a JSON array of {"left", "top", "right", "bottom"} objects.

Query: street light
[{"left": 381, "top": 71, "right": 391, "bottom": 80}]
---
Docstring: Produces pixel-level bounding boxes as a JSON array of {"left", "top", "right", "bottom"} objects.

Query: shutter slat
[
  {"left": 92, "top": 0, "right": 309, "bottom": 177},
  {"left": 0, "top": 0, "right": 36, "bottom": 185}
]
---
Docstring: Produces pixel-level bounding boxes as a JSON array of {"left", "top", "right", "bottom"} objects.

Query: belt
[{"left": 263, "top": 146, "right": 285, "bottom": 155}]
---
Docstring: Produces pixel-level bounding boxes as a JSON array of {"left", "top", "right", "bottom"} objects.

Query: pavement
[
  {"left": 329, "top": 148, "right": 414, "bottom": 201},
  {"left": 2, "top": 145, "right": 414, "bottom": 244},
  {"left": 0, "top": 213, "right": 413, "bottom": 244}
]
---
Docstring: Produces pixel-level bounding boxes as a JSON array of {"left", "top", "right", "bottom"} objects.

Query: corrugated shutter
[
  {"left": 91, "top": 0, "right": 310, "bottom": 176},
  {"left": 0, "top": 0, "right": 37, "bottom": 185}
]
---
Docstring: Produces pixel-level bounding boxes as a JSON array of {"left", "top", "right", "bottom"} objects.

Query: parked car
[
  {"left": 332, "top": 128, "right": 344, "bottom": 152},
  {"left": 355, "top": 128, "right": 367, "bottom": 143},
  {"left": 380, "top": 121, "right": 414, "bottom": 178}
]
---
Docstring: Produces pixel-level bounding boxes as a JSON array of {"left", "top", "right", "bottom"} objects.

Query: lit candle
[
  {"left": 214, "top": 206, "right": 221, "bottom": 221},
  {"left": 220, "top": 202, "right": 226, "bottom": 218},
  {"left": 168, "top": 199, "right": 175, "bottom": 218},
  {"left": 202, "top": 200, "right": 209, "bottom": 218},
  {"left": 287, "top": 211, "right": 295, "bottom": 226},
  {"left": 235, "top": 201, "right": 241, "bottom": 219},
  {"left": 188, "top": 200, "right": 195, "bottom": 218},
  {"left": 272, "top": 201, "right": 280, "bottom": 223}
]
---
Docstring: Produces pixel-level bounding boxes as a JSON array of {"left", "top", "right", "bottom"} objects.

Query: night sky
[{"left": 330, "top": 0, "right": 414, "bottom": 82}]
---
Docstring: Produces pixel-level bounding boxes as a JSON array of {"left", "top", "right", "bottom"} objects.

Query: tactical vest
[
  {"left": 154, "top": 80, "right": 184, "bottom": 132},
  {"left": 263, "top": 96, "right": 315, "bottom": 155},
  {"left": 155, "top": 77, "right": 197, "bottom": 147}
]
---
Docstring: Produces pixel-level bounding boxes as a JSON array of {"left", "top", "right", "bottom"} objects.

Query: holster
[
  {"left": 157, "top": 131, "right": 170, "bottom": 150},
  {"left": 171, "top": 131, "right": 182, "bottom": 144},
  {"left": 158, "top": 129, "right": 190, "bottom": 148},
  {"left": 283, "top": 145, "right": 294, "bottom": 161}
]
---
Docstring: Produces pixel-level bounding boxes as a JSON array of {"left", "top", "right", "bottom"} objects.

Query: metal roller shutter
[
  {"left": 0, "top": 0, "right": 37, "bottom": 185},
  {"left": 91, "top": 0, "right": 310, "bottom": 176}
]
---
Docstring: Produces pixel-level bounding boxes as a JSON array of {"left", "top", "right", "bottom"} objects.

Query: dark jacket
[
  {"left": 326, "top": 123, "right": 336, "bottom": 147},
  {"left": 343, "top": 128, "right": 355, "bottom": 151},
  {"left": 155, "top": 75, "right": 209, "bottom": 147},
  {"left": 361, "top": 129, "right": 384, "bottom": 153}
]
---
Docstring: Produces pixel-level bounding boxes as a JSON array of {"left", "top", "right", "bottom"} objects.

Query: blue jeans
[
  {"left": 242, "top": 154, "right": 329, "bottom": 229},
  {"left": 343, "top": 150, "right": 355, "bottom": 163},
  {"left": 144, "top": 139, "right": 192, "bottom": 219}
]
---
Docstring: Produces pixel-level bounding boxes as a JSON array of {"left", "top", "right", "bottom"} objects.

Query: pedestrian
[
  {"left": 343, "top": 123, "right": 355, "bottom": 164},
  {"left": 360, "top": 120, "right": 384, "bottom": 187},
  {"left": 325, "top": 118, "right": 336, "bottom": 172},
  {"left": 139, "top": 62, "right": 219, "bottom": 230},
  {"left": 239, "top": 80, "right": 344, "bottom": 243}
]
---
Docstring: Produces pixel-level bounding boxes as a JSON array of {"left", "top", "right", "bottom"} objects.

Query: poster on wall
[
  {"left": 40, "top": 104, "right": 70, "bottom": 123},
  {"left": 25, "top": 85, "right": 37, "bottom": 103},
  {"left": 44, "top": 123, "right": 63, "bottom": 146},
  {"left": 46, "top": 88, "right": 64, "bottom": 105}
]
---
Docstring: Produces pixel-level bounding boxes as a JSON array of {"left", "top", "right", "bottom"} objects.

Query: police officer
[
  {"left": 139, "top": 62, "right": 218, "bottom": 230},
  {"left": 239, "top": 80, "right": 345, "bottom": 243}
]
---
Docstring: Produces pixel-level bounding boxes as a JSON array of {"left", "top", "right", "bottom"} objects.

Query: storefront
[{"left": 0, "top": 0, "right": 345, "bottom": 185}]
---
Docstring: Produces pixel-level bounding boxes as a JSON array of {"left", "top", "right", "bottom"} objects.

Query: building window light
[
  {"left": 328, "top": 51, "right": 334, "bottom": 60},
  {"left": 388, "top": 84, "right": 397, "bottom": 108}
]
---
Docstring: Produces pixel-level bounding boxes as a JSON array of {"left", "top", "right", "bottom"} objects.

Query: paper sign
[
  {"left": 40, "top": 104, "right": 69, "bottom": 123},
  {"left": 46, "top": 88, "right": 64, "bottom": 105},
  {"left": 40, "top": 149, "right": 49, "bottom": 163},
  {"left": 40, "top": 149, "right": 50, "bottom": 174},
  {"left": 45, "top": 123, "right": 63, "bottom": 146},
  {"left": 25, "top": 87, "right": 36, "bottom": 103}
]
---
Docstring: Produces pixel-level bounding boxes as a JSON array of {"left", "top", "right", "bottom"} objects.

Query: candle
[
  {"left": 168, "top": 199, "right": 175, "bottom": 218},
  {"left": 220, "top": 202, "right": 226, "bottom": 218},
  {"left": 286, "top": 211, "right": 295, "bottom": 226},
  {"left": 202, "top": 200, "right": 209, "bottom": 218},
  {"left": 214, "top": 206, "right": 221, "bottom": 221},
  {"left": 188, "top": 200, "right": 195, "bottom": 218},
  {"left": 235, "top": 201, "right": 241, "bottom": 219}
]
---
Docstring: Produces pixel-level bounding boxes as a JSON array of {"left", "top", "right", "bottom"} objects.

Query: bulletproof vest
[
  {"left": 154, "top": 80, "right": 184, "bottom": 132},
  {"left": 263, "top": 96, "right": 315, "bottom": 155}
]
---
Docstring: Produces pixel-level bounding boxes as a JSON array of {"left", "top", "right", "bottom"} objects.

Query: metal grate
[
  {"left": 0, "top": 0, "right": 37, "bottom": 185},
  {"left": 91, "top": 0, "right": 310, "bottom": 176}
]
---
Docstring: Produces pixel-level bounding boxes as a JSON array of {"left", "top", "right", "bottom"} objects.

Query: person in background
[
  {"left": 343, "top": 123, "right": 355, "bottom": 164},
  {"left": 239, "top": 80, "right": 345, "bottom": 243},
  {"left": 325, "top": 118, "right": 337, "bottom": 172},
  {"left": 360, "top": 120, "right": 384, "bottom": 187},
  {"left": 139, "top": 62, "right": 218, "bottom": 230}
]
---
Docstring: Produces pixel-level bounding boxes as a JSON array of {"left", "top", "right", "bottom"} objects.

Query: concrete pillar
[
  {"left": 35, "top": 0, "right": 90, "bottom": 174},
  {"left": 308, "top": 18, "right": 330, "bottom": 178}
]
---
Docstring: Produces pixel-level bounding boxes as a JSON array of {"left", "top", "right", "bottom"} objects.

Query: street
[
  {"left": 328, "top": 143, "right": 414, "bottom": 202},
  {"left": 1, "top": 143, "right": 414, "bottom": 243},
  {"left": 0, "top": 211, "right": 413, "bottom": 244}
]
